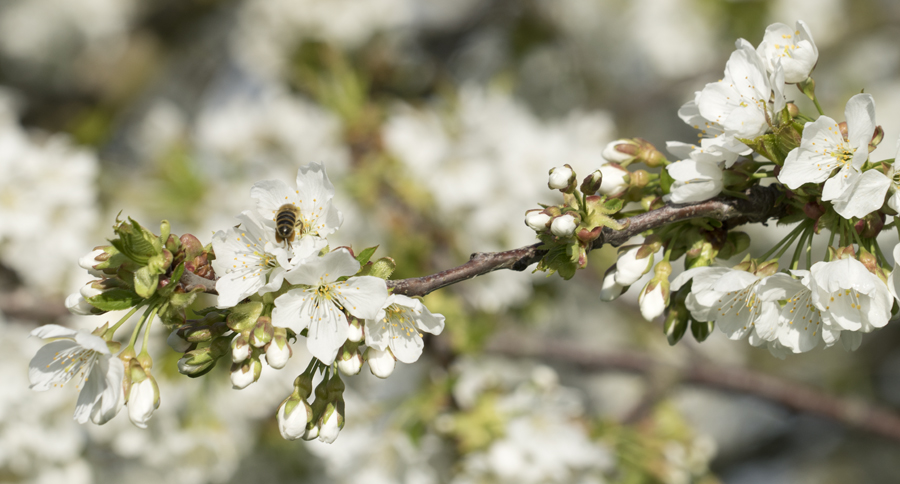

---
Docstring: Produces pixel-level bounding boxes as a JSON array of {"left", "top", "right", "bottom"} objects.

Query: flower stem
[
  {"left": 138, "top": 305, "right": 161, "bottom": 356},
  {"left": 105, "top": 303, "right": 144, "bottom": 339},
  {"left": 774, "top": 222, "right": 808, "bottom": 261},
  {"left": 759, "top": 222, "right": 808, "bottom": 261},
  {"left": 812, "top": 97, "right": 825, "bottom": 116},
  {"left": 791, "top": 225, "right": 813, "bottom": 270}
]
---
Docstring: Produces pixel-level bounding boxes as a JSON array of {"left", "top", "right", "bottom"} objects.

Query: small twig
[{"left": 487, "top": 335, "right": 900, "bottom": 442}]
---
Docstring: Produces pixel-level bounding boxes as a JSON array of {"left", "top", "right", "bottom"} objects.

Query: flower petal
[{"left": 335, "top": 276, "right": 388, "bottom": 320}]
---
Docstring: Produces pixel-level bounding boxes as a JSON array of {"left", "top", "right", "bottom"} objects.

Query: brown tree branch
[
  {"left": 487, "top": 335, "right": 900, "bottom": 442},
  {"left": 387, "top": 184, "right": 786, "bottom": 296}
]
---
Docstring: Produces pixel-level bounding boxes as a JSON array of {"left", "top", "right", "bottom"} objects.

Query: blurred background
[{"left": 2, "top": 0, "right": 900, "bottom": 482}]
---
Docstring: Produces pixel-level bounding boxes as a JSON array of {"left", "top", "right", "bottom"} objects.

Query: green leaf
[
  {"left": 659, "top": 167, "right": 674, "bottom": 195},
  {"left": 86, "top": 289, "right": 143, "bottom": 311},
  {"left": 159, "top": 263, "right": 186, "bottom": 297},
  {"left": 602, "top": 197, "right": 624, "bottom": 213},
  {"left": 369, "top": 257, "right": 396, "bottom": 279},
  {"left": 114, "top": 218, "right": 163, "bottom": 264},
  {"left": 355, "top": 246, "right": 379, "bottom": 267},
  {"left": 134, "top": 265, "right": 158, "bottom": 298},
  {"left": 169, "top": 287, "right": 203, "bottom": 310}
]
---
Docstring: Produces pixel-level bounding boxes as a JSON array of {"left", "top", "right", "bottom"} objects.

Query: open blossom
[
  {"left": 697, "top": 39, "right": 786, "bottom": 140},
  {"left": 757, "top": 271, "right": 838, "bottom": 353},
  {"left": 211, "top": 210, "right": 325, "bottom": 308},
  {"left": 29, "top": 325, "right": 125, "bottom": 425},
  {"left": 250, "top": 162, "right": 343, "bottom": 241},
  {"left": 665, "top": 148, "right": 725, "bottom": 204},
  {"left": 672, "top": 267, "right": 778, "bottom": 342},
  {"left": 779, "top": 94, "right": 886, "bottom": 219},
  {"left": 756, "top": 20, "right": 818, "bottom": 83},
  {"left": 808, "top": 257, "right": 892, "bottom": 334},
  {"left": 676, "top": 96, "right": 749, "bottom": 167},
  {"left": 364, "top": 294, "right": 445, "bottom": 364},
  {"left": 272, "top": 249, "right": 388, "bottom": 364}
]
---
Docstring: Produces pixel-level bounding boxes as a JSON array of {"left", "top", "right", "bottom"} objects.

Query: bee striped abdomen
[{"left": 275, "top": 204, "right": 301, "bottom": 246}]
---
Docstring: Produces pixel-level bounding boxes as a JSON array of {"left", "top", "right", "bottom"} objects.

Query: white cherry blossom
[
  {"left": 272, "top": 249, "right": 388, "bottom": 364},
  {"left": 676, "top": 96, "right": 750, "bottom": 167},
  {"left": 779, "top": 94, "right": 884, "bottom": 218},
  {"left": 757, "top": 20, "right": 818, "bottom": 83},
  {"left": 251, "top": 162, "right": 343, "bottom": 242},
  {"left": 697, "top": 39, "right": 786, "bottom": 140},
  {"left": 889, "top": 244, "right": 900, "bottom": 304},
  {"left": 665, "top": 149, "right": 725, "bottom": 204},
  {"left": 28, "top": 324, "right": 125, "bottom": 425},
  {"left": 809, "top": 257, "right": 892, "bottom": 333},
  {"left": 127, "top": 376, "right": 160, "bottom": 429},
  {"left": 211, "top": 210, "right": 324, "bottom": 308},
  {"left": 882, "top": 139, "right": 900, "bottom": 213},
  {"left": 550, "top": 214, "right": 577, "bottom": 237},
  {"left": 364, "top": 294, "right": 445, "bottom": 364},
  {"left": 757, "top": 271, "right": 839, "bottom": 353}
]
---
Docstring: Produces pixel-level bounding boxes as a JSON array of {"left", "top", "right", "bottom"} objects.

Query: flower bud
[
  {"left": 337, "top": 345, "right": 363, "bottom": 376},
  {"left": 548, "top": 165, "right": 576, "bottom": 191},
  {"left": 167, "top": 329, "right": 192, "bottom": 353},
  {"left": 266, "top": 329, "right": 292, "bottom": 369},
  {"left": 580, "top": 170, "right": 603, "bottom": 194},
  {"left": 786, "top": 102, "right": 800, "bottom": 118},
  {"left": 78, "top": 249, "right": 107, "bottom": 277},
  {"left": 317, "top": 401, "right": 345, "bottom": 444},
  {"left": 691, "top": 319, "right": 714, "bottom": 342},
  {"left": 525, "top": 209, "right": 552, "bottom": 232},
  {"left": 798, "top": 77, "right": 816, "bottom": 101},
  {"left": 347, "top": 318, "right": 364, "bottom": 343},
  {"left": 855, "top": 211, "right": 885, "bottom": 238},
  {"left": 65, "top": 293, "right": 101, "bottom": 315},
  {"left": 550, "top": 214, "right": 578, "bottom": 238},
  {"left": 230, "top": 358, "right": 262, "bottom": 389},
  {"left": 231, "top": 334, "right": 251, "bottom": 363},
  {"left": 597, "top": 163, "right": 630, "bottom": 197},
  {"left": 250, "top": 316, "right": 274, "bottom": 347},
  {"left": 80, "top": 281, "right": 104, "bottom": 299},
  {"left": 603, "top": 139, "right": 639, "bottom": 164},
  {"left": 599, "top": 265, "right": 626, "bottom": 301},
  {"left": 614, "top": 245, "right": 653, "bottom": 286},
  {"left": 277, "top": 395, "right": 314, "bottom": 441},
  {"left": 638, "top": 261, "right": 671, "bottom": 321},
  {"left": 837, "top": 121, "right": 849, "bottom": 141},
  {"left": 629, "top": 169, "right": 650, "bottom": 189},
  {"left": 366, "top": 347, "right": 396, "bottom": 379},
  {"left": 870, "top": 125, "right": 884, "bottom": 152},
  {"left": 180, "top": 234, "right": 204, "bottom": 262},
  {"left": 127, "top": 372, "right": 160, "bottom": 429}
]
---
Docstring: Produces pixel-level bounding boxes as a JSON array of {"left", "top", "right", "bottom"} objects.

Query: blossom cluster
[
  {"left": 28, "top": 162, "right": 444, "bottom": 444},
  {"left": 525, "top": 20, "right": 900, "bottom": 357}
]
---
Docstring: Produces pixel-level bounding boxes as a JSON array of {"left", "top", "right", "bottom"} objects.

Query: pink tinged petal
[
  {"left": 306, "top": 301, "right": 348, "bottom": 365},
  {"left": 29, "top": 340, "right": 81, "bottom": 390},
  {"left": 844, "top": 93, "right": 876, "bottom": 155},
  {"left": 272, "top": 290, "right": 314, "bottom": 333},
  {"left": 335, "top": 276, "right": 388, "bottom": 320},
  {"left": 284, "top": 249, "right": 359, "bottom": 286},
  {"left": 831, "top": 169, "right": 890, "bottom": 219},
  {"left": 251, "top": 179, "right": 299, "bottom": 215}
]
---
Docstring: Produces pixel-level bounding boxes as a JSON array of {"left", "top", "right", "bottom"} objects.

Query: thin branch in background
[{"left": 486, "top": 335, "right": 900, "bottom": 442}]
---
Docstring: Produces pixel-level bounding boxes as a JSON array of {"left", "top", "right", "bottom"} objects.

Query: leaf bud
[
  {"left": 180, "top": 234, "right": 204, "bottom": 262},
  {"left": 369, "top": 257, "right": 396, "bottom": 279}
]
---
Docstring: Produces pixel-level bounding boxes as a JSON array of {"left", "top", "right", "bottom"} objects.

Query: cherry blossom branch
[
  {"left": 487, "top": 334, "right": 900, "bottom": 442},
  {"left": 177, "top": 184, "right": 786, "bottom": 297},
  {"left": 387, "top": 184, "right": 786, "bottom": 296}
]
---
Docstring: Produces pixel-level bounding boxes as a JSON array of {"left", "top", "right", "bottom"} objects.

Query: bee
[{"left": 275, "top": 204, "right": 302, "bottom": 248}]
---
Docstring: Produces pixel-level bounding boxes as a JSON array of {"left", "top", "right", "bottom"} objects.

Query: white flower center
[
  {"left": 382, "top": 304, "right": 422, "bottom": 340},
  {"left": 46, "top": 345, "right": 99, "bottom": 390}
]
